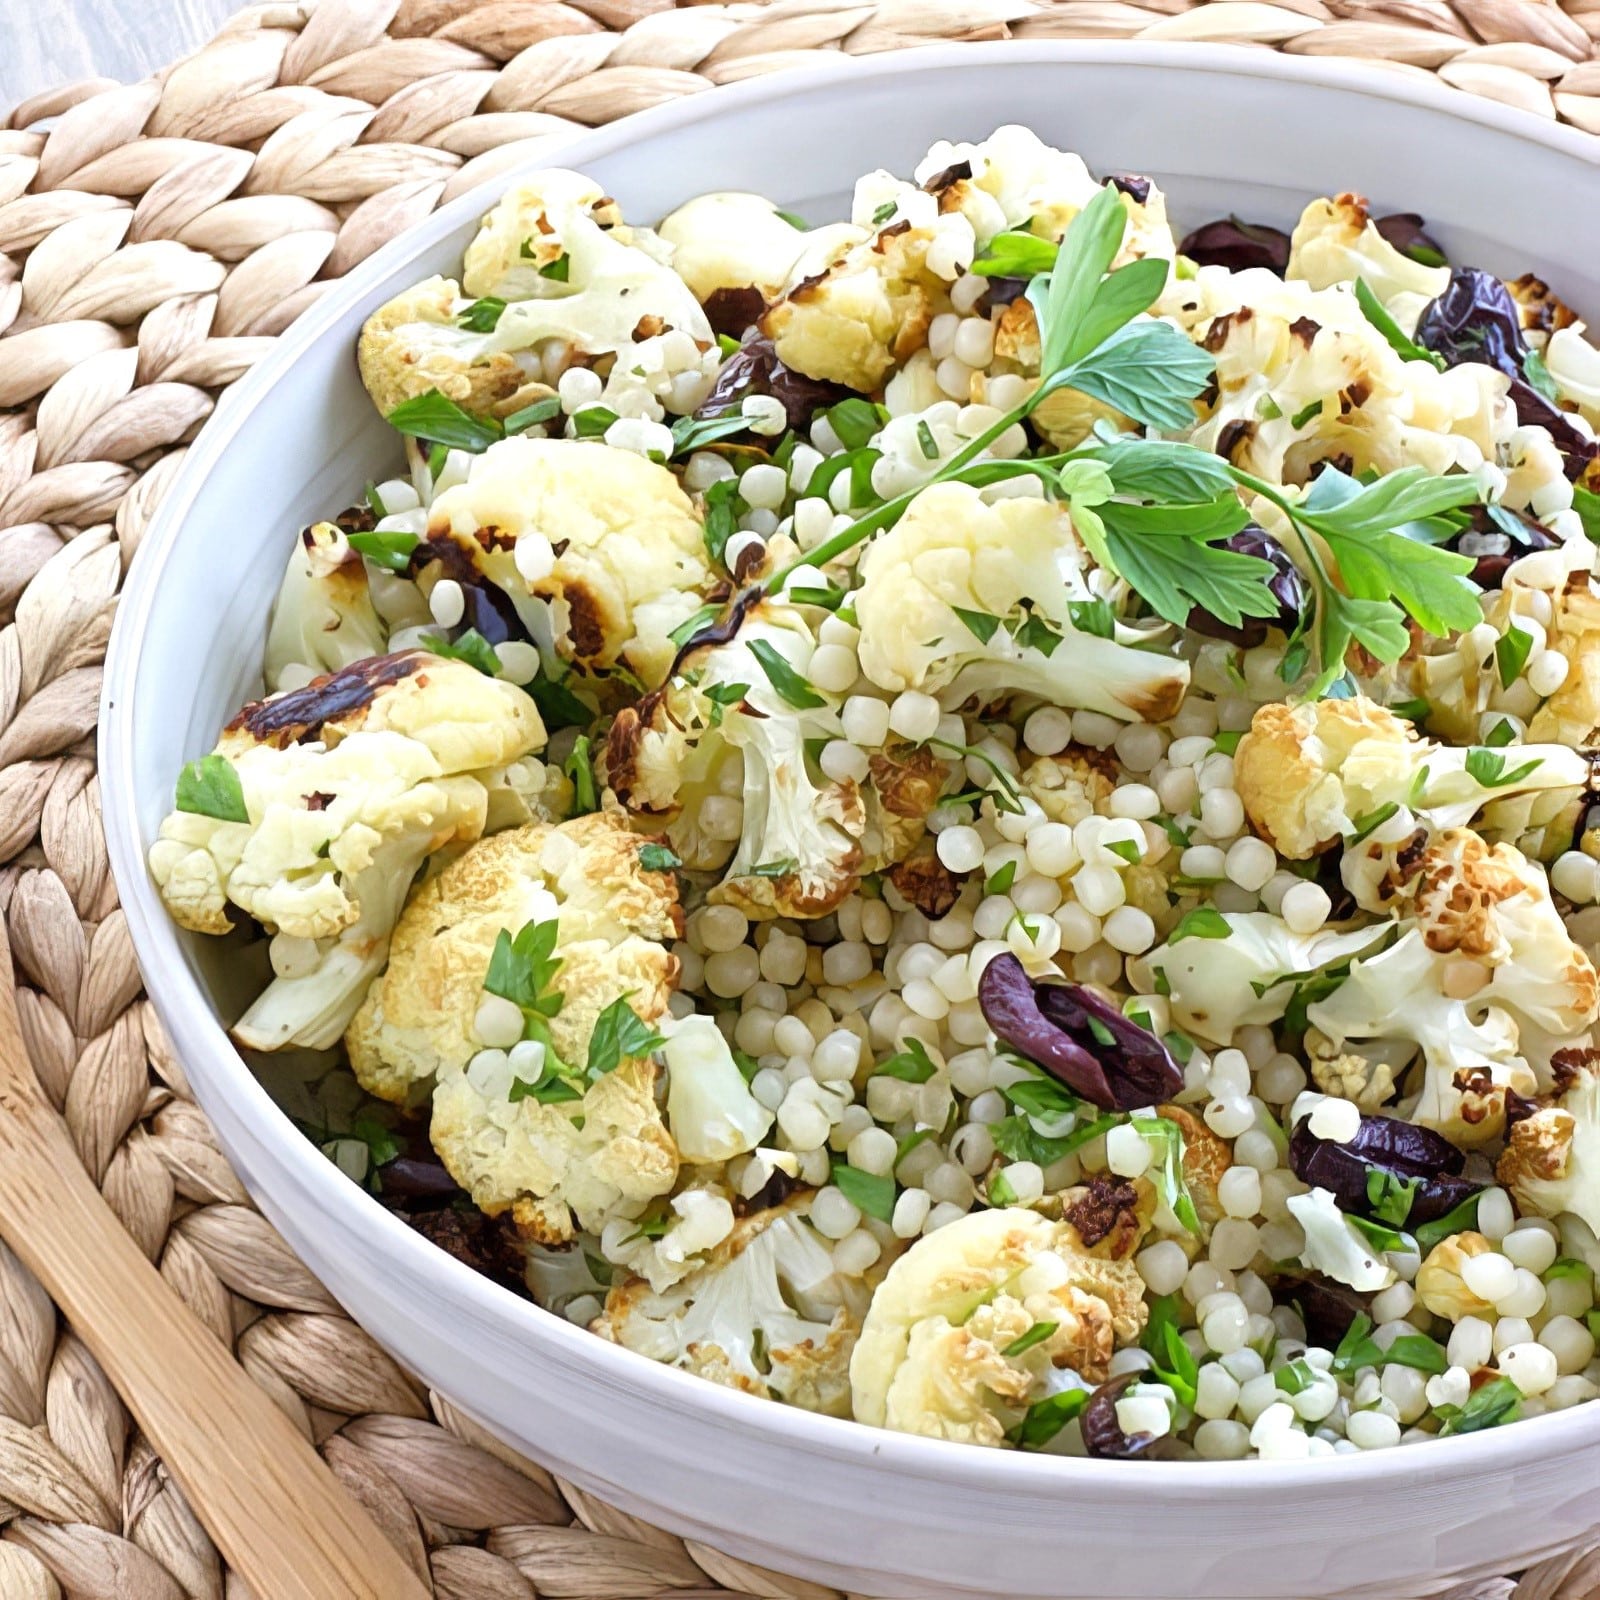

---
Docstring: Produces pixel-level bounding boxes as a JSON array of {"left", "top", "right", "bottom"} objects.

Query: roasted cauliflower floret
[
  {"left": 1287, "top": 1186, "right": 1397, "bottom": 1292},
  {"left": 661, "top": 1014, "right": 773, "bottom": 1164},
  {"left": 1308, "top": 1041, "right": 1399, "bottom": 1113},
  {"left": 850, "top": 1209, "right": 1146, "bottom": 1444},
  {"left": 1020, "top": 750, "right": 1115, "bottom": 826},
  {"left": 425, "top": 435, "right": 713, "bottom": 687},
  {"left": 760, "top": 217, "right": 942, "bottom": 392},
  {"left": 264, "top": 522, "right": 389, "bottom": 692},
  {"left": 853, "top": 482, "right": 1189, "bottom": 723},
  {"left": 1497, "top": 1058, "right": 1600, "bottom": 1239},
  {"left": 356, "top": 275, "right": 543, "bottom": 420},
  {"left": 1416, "top": 1231, "right": 1496, "bottom": 1321},
  {"left": 148, "top": 652, "right": 545, "bottom": 1052},
  {"left": 346, "top": 810, "right": 681, "bottom": 1104},
  {"left": 1528, "top": 571, "right": 1600, "bottom": 749},
  {"left": 594, "top": 1200, "right": 861, "bottom": 1415},
  {"left": 607, "top": 601, "right": 866, "bottom": 920},
  {"left": 656, "top": 192, "right": 861, "bottom": 316},
  {"left": 1412, "top": 830, "right": 1599, "bottom": 1036},
  {"left": 1145, "top": 913, "right": 1390, "bottom": 1044},
  {"left": 1235, "top": 697, "right": 1589, "bottom": 858},
  {"left": 433, "top": 1048, "right": 676, "bottom": 1242},
  {"left": 461, "top": 170, "right": 710, "bottom": 345},
  {"left": 1287, "top": 193, "right": 1450, "bottom": 309},
  {"left": 1305, "top": 928, "right": 1537, "bottom": 1148}
]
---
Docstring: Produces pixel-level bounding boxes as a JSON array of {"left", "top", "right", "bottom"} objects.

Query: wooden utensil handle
[{"left": 0, "top": 954, "right": 431, "bottom": 1600}]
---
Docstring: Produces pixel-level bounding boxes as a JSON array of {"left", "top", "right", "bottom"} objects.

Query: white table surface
[{"left": 5, "top": 0, "right": 241, "bottom": 115}]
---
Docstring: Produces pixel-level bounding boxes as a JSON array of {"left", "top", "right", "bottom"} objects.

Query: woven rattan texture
[{"left": 2, "top": 2, "right": 1600, "bottom": 1596}]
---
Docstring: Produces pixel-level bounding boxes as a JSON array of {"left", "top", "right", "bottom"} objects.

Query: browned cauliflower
[
  {"left": 147, "top": 651, "right": 545, "bottom": 1052},
  {"left": 594, "top": 1198, "right": 862, "bottom": 1415},
  {"left": 423, "top": 435, "right": 714, "bottom": 688},
  {"left": 1497, "top": 1054, "right": 1600, "bottom": 1239},
  {"left": 760, "top": 220, "right": 943, "bottom": 391},
  {"left": 849, "top": 1209, "right": 1146, "bottom": 1445},
  {"left": 1236, "top": 697, "right": 1588, "bottom": 858},
  {"left": 347, "top": 809, "right": 681, "bottom": 1104}
]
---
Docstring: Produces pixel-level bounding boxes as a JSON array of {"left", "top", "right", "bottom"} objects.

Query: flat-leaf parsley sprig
[{"left": 769, "top": 181, "right": 1489, "bottom": 686}]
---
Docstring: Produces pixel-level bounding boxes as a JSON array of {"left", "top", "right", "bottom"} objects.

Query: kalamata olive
[
  {"left": 1415, "top": 269, "right": 1598, "bottom": 476},
  {"left": 1177, "top": 217, "right": 1291, "bottom": 274},
  {"left": 1373, "top": 212, "right": 1447, "bottom": 269},
  {"left": 701, "top": 285, "right": 768, "bottom": 340},
  {"left": 1110, "top": 174, "right": 1152, "bottom": 205},
  {"left": 1444, "top": 504, "right": 1560, "bottom": 591},
  {"left": 978, "top": 954, "right": 1182, "bottom": 1111},
  {"left": 1185, "top": 525, "right": 1308, "bottom": 647},
  {"left": 397, "top": 1204, "right": 531, "bottom": 1294},
  {"left": 1081, "top": 1373, "right": 1161, "bottom": 1460},
  {"left": 981, "top": 276, "right": 1030, "bottom": 311},
  {"left": 376, "top": 1153, "right": 463, "bottom": 1202},
  {"left": 1276, "top": 1273, "right": 1373, "bottom": 1347},
  {"left": 1288, "top": 1111, "right": 1481, "bottom": 1227},
  {"left": 695, "top": 336, "right": 850, "bottom": 432}
]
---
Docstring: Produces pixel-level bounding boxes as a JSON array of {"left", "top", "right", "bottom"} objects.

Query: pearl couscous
[{"left": 149, "top": 127, "right": 1600, "bottom": 1460}]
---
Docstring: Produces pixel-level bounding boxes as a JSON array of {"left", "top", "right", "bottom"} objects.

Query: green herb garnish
[{"left": 175, "top": 754, "right": 249, "bottom": 823}]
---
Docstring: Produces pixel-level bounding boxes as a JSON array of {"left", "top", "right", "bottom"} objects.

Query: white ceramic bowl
[{"left": 103, "top": 43, "right": 1600, "bottom": 1599}]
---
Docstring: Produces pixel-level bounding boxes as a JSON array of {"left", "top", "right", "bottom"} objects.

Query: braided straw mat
[{"left": 8, "top": 2, "right": 1600, "bottom": 1597}]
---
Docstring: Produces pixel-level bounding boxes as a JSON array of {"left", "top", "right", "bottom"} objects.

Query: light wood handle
[{"left": 0, "top": 928, "right": 432, "bottom": 1600}]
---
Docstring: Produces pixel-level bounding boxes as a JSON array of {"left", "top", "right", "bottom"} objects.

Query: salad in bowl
[{"left": 145, "top": 122, "right": 1600, "bottom": 1465}]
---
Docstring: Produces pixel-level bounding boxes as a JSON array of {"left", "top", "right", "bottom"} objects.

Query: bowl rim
[{"left": 102, "top": 37, "right": 1600, "bottom": 1496}]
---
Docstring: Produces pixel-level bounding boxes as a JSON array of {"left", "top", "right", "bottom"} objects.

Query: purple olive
[
  {"left": 1081, "top": 1373, "right": 1160, "bottom": 1460},
  {"left": 1445, "top": 504, "right": 1560, "bottom": 591},
  {"left": 1185, "top": 524, "right": 1308, "bottom": 647},
  {"left": 376, "top": 1153, "right": 463, "bottom": 1201},
  {"left": 1109, "top": 174, "right": 1152, "bottom": 205},
  {"left": 1373, "top": 212, "right": 1447, "bottom": 270},
  {"left": 1178, "top": 216, "right": 1291, "bottom": 274},
  {"left": 977, "top": 955, "right": 1182, "bottom": 1111},
  {"left": 1288, "top": 1111, "right": 1481, "bottom": 1227},
  {"left": 1277, "top": 1274, "right": 1373, "bottom": 1348},
  {"left": 1414, "top": 269, "right": 1598, "bottom": 477},
  {"left": 981, "top": 276, "right": 1030, "bottom": 311},
  {"left": 695, "top": 336, "right": 850, "bottom": 433}
]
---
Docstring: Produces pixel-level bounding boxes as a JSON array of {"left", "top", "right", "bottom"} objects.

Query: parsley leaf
[
  {"left": 1002, "top": 1322, "right": 1059, "bottom": 1358},
  {"left": 1169, "top": 907, "right": 1231, "bottom": 942},
  {"left": 1495, "top": 627, "right": 1535, "bottom": 689},
  {"left": 386, "top": 389, "right": 503, "bottom": 452},
  {"left": 971, "top": 230, "right": 1058, "bottom": 279},
  {"left": 458, "top": 296, "right": 507, "bottom": 333},
  {"left": 985, "top": 859, "right": 1018, "bottom": 895},
  {"left": 175, "top": 754, "right": 249, "bottom": 823},
  {"left": 874, "top": 1038, "right": 939, "bottom": 1082},
  {"left": 953, "top": 606, "right": 1002, "bottom": 644},
  {"left": 749, "top": 638, "right": 826, "bottom": 708},
  {"left": 538, "top": 253, "right": 570, "bottom": 282},
  {"left": 1365, "top": 1169, "right": 1421, "bottom": 1228},
  {"left": 1438, "top": 1374, "right": 1521, "bottom": 1434},
  {"left": 1005, "top": 1387, "right": 1089, "bottom": 1449},
  {"left": 485, "top": 917, "right": 564, "bottom": 1015},
  {"left": 421, "top": 628, "right": 501, "bottom": 677},
  {"left": 346, "top": 529, "right": 419, "bottom": 572},
  {"left": 831, "top": 1162, "right": 895, "bottom": 1222},
  {"left": 564, "top": 734, "right": 599, "bottom": 816},
  {"left": 671, "top": 409, "right": 749, "bottom": 456},
  {"left": 1353, "top": 279, "right": 1445, "bottom": 370},
  {"left": 823, "top": 398, "right": 882, "bottom": 451},
  {"left": 504, "top": 395, "right": 561, "bottom": 433},
  {"left": 526, "top": 672, "right": 593, "bottom": 731},
  {"left": 585, "top": 995, "right": 665, "bottom": 1080},
  {"left": 701, "top": 478, "right": 743, "bottom": 569},
  {"left": 1414, "top": 1191, "right": 1483, "bottom": 1253},
  {"left": 1464, "top": 747, "right": 1543, "bottom": 788}
]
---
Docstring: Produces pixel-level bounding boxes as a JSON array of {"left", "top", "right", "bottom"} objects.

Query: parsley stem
[{"left": 767, "top": 377, "right": 1073, "bottom": 590}]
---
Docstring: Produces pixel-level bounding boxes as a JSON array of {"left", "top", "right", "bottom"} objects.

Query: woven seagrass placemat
[{"left": 4, "top": 3, "right": 1600, "bottom": 1596}]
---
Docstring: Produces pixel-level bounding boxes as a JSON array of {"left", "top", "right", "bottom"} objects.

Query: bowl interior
[{"left": 101, "top": 42, "right": 1600, "bottom": 1599}]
